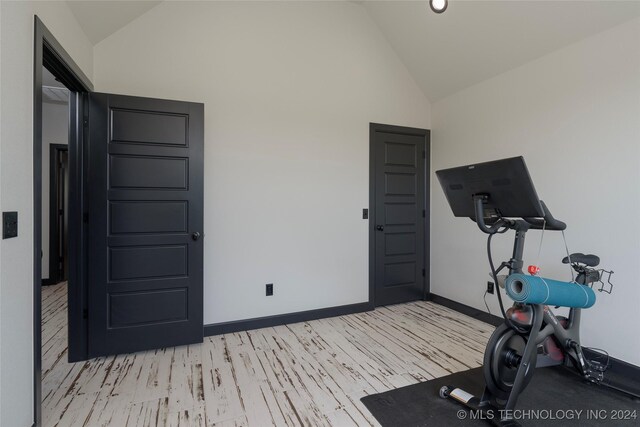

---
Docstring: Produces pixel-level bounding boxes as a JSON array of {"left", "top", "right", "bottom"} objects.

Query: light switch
[{"left": 3, "top": 211, "right": 18, "bottom": 239}]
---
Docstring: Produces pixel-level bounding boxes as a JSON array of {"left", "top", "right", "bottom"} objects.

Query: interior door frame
[
  {"left": 368, "top": 123, "right": 431, "bottom": 306},
  {"left": 47, "top": 144, "right": 69, "bottom": 285},
  {"left": 34, "top": 16, "right": 93, "bottom": 427}
]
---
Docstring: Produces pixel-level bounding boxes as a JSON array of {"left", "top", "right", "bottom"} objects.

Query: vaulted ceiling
[
  {"left": 364, "top": 1, "right": 640, "bottom": 101},
  {"left": 66, "top": 0, "right": 161, "bottom": 44},
  {"left": 66, "top": 0, "right": 640, "bottom": 101}
]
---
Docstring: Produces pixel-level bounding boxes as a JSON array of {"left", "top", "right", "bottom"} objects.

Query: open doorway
[
  {"left": 34, "top": 16, "right": 94, "bottom": 426},
  {"left": 40, "top": 66, "right": 72, "bottom": 423},
  {"left": 42, "top": 67, "right": 70, "bottom": 287}
]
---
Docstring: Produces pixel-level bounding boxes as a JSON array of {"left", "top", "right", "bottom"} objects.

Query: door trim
[
  {"left": 369, "top": 123, "right": 430, "bottom": 306},
  {"left": 47, "top": 144, "right": 69, "bottom": 285},
  {"left": 34, "top": 15, "right": 93, "bottom": 427}
]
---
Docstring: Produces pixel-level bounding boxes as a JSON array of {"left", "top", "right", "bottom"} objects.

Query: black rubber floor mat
[{"left": 361, "top": 366, "right": 640, "bottom": 426}]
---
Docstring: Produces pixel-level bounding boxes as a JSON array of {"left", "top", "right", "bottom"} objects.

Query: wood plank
[{"left": 200, "top": 336, "right": 245, "bottom": 424}]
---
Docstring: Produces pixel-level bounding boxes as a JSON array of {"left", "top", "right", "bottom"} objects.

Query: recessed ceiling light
[{"left": 430, "top": 0, "right": 448, "bottom": 14}]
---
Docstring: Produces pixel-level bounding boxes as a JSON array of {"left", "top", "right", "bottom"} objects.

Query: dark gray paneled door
[
  {"left": 371, "top": 124, "right": 428, "bottom": 306},
  {"left": 87, "top": 93, "right": 204, "bottom": 357}
]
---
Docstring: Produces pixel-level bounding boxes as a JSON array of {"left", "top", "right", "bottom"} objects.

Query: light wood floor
[{"left": 42, "top": 282, "right": 494, "bottom": 427}]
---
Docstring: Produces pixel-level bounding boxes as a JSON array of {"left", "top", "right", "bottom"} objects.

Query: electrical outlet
[
  {"left": 487, "top": 281, "right": 494, "bottom": 294},
  {"left": 266, "top": 283, "right": 274, "bottom": 296}
]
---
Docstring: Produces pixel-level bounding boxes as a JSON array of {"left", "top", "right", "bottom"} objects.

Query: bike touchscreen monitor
[{"left": 436, "top": 156, "right": 544, "bottom": 220}]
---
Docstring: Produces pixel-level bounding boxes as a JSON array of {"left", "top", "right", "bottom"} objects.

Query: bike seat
[{"left": 562, "top": 253, "right": 600, "bottom": 267}]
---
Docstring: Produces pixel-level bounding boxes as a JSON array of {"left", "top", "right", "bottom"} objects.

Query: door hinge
[{"left": 422, "top": 269, "right": 426, "bottom": 277}]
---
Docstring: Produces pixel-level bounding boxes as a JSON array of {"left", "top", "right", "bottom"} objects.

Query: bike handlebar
[
  {"left": 523, "top": 201, "right": 566, "bottom": 231},
  {"left": 473, "top": 196, "right": 566, "bottom": 234}
]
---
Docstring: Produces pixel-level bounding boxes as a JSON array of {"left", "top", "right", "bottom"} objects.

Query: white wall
[
  {"left": 0, "top": 3, "right": 3, "bottom": 420},
  {"left": 41, "top": 100, "right": 69, "bottom": 280},
  {"left": 93, "top": 1, "right": 431, "bottom": 325},
  {"left": 0, "top": 2, "right": 93, "bottom": 426},
  {"left": 431, "top": 18, "right": 640, "bottom": 365}
]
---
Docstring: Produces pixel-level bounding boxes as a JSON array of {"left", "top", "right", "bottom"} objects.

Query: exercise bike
[{"left": 435, "top": 157, "right": 638, "bottom": 426}]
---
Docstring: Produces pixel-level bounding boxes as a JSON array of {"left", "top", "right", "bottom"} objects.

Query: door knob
[
  {"left": 376, "top": 225, "right": 384, "bottom": 231},
  {"left": 192, "top": 232, "right": 201, "bottom": 241}
]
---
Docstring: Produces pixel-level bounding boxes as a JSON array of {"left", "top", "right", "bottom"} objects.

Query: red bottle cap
[{"left": 528, "top": 265, "right": 540, "bottom": 275}]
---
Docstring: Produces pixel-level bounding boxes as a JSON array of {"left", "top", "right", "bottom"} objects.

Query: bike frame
[
  {"left": 506, "top": 220, "right": 582, "bottom": 361},
  {"left": 505, "top": 218, "right": 583, "bottom": 365}
]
